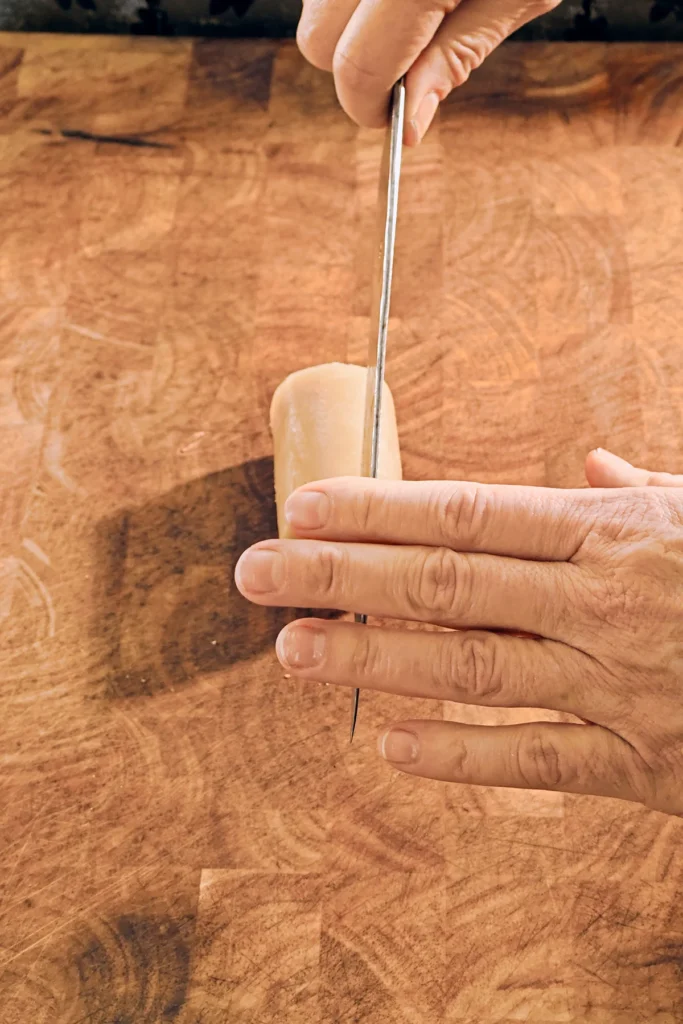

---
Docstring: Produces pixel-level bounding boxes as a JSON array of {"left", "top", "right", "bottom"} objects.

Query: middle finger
[
  {"left": 276, "top": 620, "right": 596, "bottom": 720},
  {"left": 235, "top": 539, "right": 572, "bottom": 638}
]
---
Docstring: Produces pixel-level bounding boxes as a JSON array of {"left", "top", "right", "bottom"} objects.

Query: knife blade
[{"left": 350, "top": 77, "right": 406, "bottom": 743}]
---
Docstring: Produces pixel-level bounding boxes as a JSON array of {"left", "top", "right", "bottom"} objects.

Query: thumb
[{"left": 585, "top": 448, "right": 683, "bottom": 488}]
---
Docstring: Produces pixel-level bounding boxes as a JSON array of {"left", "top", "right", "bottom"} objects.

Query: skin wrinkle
[
  {"left": 458, "top": 632, "right": 504, "bottom": 703},
  {"left": 438, "top": 34, "right": 489, "bottom": 89},
  {"left": 351, "top": 483, "right": 378, "bottom": 534},
  {"left": 411, "top": 546, "right": 465, "bottom": 619},
  {"left": 317, "top": 543, "right": 346, "bottom": 602},
  {"left": 439, "top": 483, "right": 488, "bottom": 549},
  {"left": 295, "top": 0, "right": 569, "bottom": 151},
  {"left": 663, "top": 491, "right": 683, "bottom": 529},
  {"left": 351, "top": 625, "right": 383, "bottom": 680},
  {"left": 333, "top": 45, "right": 383, "bottom": 83},
  {"left": 443, "top": 733, "right": 470, "bottom": 779},
  {"left": 516, "top": 729, "right": 567, "bottom": 790},
  {"left": 559, "top": 502, "right": 595, "bottom": 564},
  {"left": 235, "top": 452, "right": 683, "bottom": 816}
]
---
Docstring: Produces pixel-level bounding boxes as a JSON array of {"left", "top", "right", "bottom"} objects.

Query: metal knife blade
[{"left": 350, "top": 77, "right": 405, "bottom": 743}]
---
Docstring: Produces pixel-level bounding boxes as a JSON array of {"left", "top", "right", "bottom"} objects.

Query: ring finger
[
  {"left": 235, "top": 539, "right": 573, "bottom": 639},
  {"left": 277, "top": 619, "right": 601, "bottom": 720}
]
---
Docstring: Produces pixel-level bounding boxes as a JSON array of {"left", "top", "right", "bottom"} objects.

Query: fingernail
[
  {"left": 277, "top": 625, "right": 326, "bottom": 669},
  {"left": 410, "top": 92, "right": 439, "bottom": 145},
  {"left": 285, "top": 490, "right": 330, "bottom": 531},
  {"left": 235, "top": 549, "right": 284, "bottom": 594},
  {"left": 379, "top": 728, "right": 420, "bottom": 765}
]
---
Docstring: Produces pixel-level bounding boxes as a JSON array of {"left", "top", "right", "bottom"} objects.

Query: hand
[
  {"left": 235, "top": 450, "right": 683, "bottom": 817},
  {"left": 585, "top": 447, "right": 683, "bottom": 490},
  {"left": 297, "top": 0, "right": 560, "bottom": 144}
]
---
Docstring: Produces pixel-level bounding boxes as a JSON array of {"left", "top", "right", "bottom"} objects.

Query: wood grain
[{"left": 1, "top": 35, "right": 682, "bottom": 1023}]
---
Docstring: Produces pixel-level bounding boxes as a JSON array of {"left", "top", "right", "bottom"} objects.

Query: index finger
[
  {"left": 283, "top": 478, "right": 592, "bottom": 561},
  {"left": 332, "top": 0, "right": 455, "bottom": 128}
]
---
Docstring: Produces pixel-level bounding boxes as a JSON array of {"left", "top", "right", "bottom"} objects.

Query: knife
[{"left": 350, "top": 77, "right": 406, "bottom": 743}]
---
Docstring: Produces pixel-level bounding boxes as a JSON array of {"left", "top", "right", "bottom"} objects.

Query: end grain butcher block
[{"left": 1, "top": 33, "right": 683, "bottom": 1023}]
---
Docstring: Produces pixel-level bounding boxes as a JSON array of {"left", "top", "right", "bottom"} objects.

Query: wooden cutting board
[{"left": 1, "top": 33, "right": 682, "bottom": 1023}]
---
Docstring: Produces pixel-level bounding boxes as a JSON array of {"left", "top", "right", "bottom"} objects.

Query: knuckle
[
  {"left": 350, "top": 629, "right": 383, "bottom": 680},
  {"left": 445, "top": 734, "right": 471, "bottom": 779},
  {"left": 350, "top": 488, "right": 377, "bottom": 535},
  {"left": 409, "top": 546, "right": 465, "bottom": 618},
  {"left": 332, "top": 49, "right": 385, "bottom": 124},
  {"left": 457, "top": 633, "right": 503, "bottom": 702},
  {"left": 516, "top": 729, "right": 571, "bottom": 790},
  {"left": 440, "top": 37, "right": 488, "bottom": 89},
  {"left": 439, "top": 484, "right": 490, "bottom": 544},
  {"left": 314, "top": 544, "right": 346, "bottom": 602}
]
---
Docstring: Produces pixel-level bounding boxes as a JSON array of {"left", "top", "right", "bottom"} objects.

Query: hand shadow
[{"left": 91, "top": 456, "right": 290, "bottom": 699}]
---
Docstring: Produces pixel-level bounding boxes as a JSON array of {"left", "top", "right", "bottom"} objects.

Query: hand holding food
[{"left": 237, "top": 451, "right": 683, "bottom": 817}]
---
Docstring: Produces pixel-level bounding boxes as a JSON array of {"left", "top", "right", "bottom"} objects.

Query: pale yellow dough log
[{"left": 270, "top": 362, "right": 403, "bottom": 538}]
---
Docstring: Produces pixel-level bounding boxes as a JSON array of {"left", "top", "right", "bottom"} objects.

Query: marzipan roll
[{"left": 270, "top": 362, "right": 402, "bottom": 538}]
